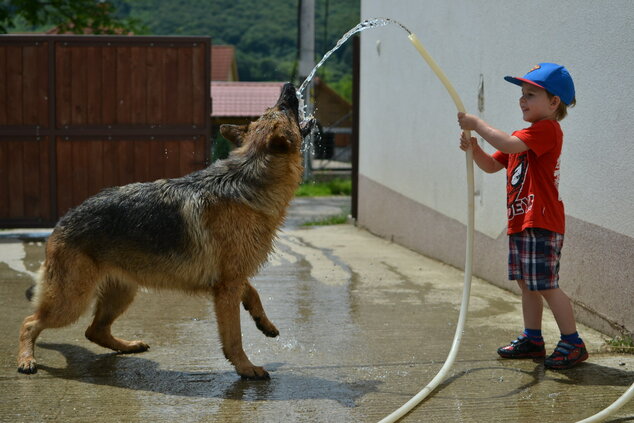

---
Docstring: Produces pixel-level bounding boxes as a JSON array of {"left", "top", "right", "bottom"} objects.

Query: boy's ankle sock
[
  {"left": 561, "top": 331, "right": 583, "bottom": 345},
  {"left": 523, "top": 328, "right": 544, "bottom": 344}
]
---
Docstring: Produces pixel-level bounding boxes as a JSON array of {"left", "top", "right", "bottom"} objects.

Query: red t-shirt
[{"left": 492, "top": 119, "right": 565, "bottom": 235}]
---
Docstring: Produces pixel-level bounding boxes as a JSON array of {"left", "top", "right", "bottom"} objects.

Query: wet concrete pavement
[{"left": 0, "top": 196, "right": 632, "bottom": 422}]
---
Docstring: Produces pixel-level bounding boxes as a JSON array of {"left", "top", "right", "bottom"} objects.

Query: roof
[
  {"left": 211, "top": 81, "right": 285, "bottom": 117},
  {"left": 211, "top": 45, "right": 238, "bottom": 81},
  {"left": 313, "top": 77, "right": 352, "bottom": 127}
]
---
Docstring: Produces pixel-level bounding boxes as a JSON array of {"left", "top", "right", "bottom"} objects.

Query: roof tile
[{"left": 211, "top": 81, "right": 285, "bottom": 117}]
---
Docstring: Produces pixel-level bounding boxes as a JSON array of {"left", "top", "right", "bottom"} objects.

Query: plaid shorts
[{"left": 508, "top": 228, "right": 564, "bottom": 291}]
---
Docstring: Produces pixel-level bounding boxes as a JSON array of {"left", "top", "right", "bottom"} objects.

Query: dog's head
[{"left": 220, "top": 83, "right": 315, "bottom": 155}]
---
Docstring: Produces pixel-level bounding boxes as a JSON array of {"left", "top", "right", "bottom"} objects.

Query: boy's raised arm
[
  {"left": 459, "top": 132, "right": 504, "bottom": 174},
  {"left": 458, "top": 112, "right": 528, "bottom": 154}
]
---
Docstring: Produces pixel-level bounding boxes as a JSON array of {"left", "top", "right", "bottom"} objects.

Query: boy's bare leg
[
  {"left": 540, "top": 287, "right": 577, "bottom": 335},
  {"left": 517, "top": 280, "right": 543, "bottom": 330}
]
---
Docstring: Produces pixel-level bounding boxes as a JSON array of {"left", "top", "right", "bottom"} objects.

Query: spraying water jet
[{"left": 296, "top": 18, "right": 410, "bottom": 125}]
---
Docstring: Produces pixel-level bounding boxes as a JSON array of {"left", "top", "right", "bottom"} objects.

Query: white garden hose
[
  {"left": 378, "top": 31, "right": 634, "bottom": 423},
  {"left": 377, "top": 32, "right": 475, "bottom": 423},
  {"left": 575, "top": 382, "right": 634, "bottom": 423}
]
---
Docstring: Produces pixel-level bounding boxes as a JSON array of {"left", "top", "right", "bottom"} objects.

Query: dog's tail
[
  {"left": 25, "top": 285, "right": 35, "bottom": 301},
  {"left": 25, "top": 264, "right": 47, "bottom": 302}
]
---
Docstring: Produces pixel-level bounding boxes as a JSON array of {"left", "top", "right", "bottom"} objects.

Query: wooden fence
[{"left": 0, "top": 35, "right": 211, "bottom": 227}]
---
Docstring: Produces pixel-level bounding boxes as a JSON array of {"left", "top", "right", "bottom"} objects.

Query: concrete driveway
[{"left": 0, "top": 197, "right": 632, "bottom": 422}]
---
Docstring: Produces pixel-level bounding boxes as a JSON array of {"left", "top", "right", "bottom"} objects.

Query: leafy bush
[
  {"left": 212, "top": 134, "right": 232, "bottom": 162},
  {"left": 327, "top": 178, "right": 352, "bottom": 195}
]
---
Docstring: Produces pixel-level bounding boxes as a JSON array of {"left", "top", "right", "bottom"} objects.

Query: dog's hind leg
[
  {"left": 85, "top": 278, "right": 149, "bottom": 353},
  {"left": 17, "top": 314, "right": 45, "bottom": 374},
  {"left": 213, "top": 281, "right": 270, "bottom": 380},
  {"left": 242, "top": 280, "right": 279, "bottom": 338},
  {"left": 18, "top": 251, "right": 99, "bottom": 374}
]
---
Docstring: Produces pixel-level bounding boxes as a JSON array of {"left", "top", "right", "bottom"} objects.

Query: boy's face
[{"left": 519, "top": 83, "right": 560, "bottom": 122}]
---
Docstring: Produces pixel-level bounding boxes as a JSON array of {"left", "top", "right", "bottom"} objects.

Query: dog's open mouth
[
  {"left": 300, "top": 117, "right": 316, "bottom": 138},
  {"left": 276, "top": 83, "right": 315, "bottom": 137},
  {"left": 276, "top": 83, "right": 300, "bottom": 123}
]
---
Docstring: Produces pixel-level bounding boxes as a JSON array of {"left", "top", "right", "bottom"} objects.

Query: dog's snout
[
  {"left": 280, "top": 83, "right": 297, "bottom": 101},
  {"left": 277, "top": 83, "right": 300, "bottom": 121}
]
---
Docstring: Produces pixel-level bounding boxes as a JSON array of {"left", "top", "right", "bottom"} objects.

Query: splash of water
[{"left": 296, "top": 18, "right": 411, "bottom": 123}]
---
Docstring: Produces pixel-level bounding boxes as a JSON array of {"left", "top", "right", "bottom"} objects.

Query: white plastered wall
[
  {"left": 360, "top": 0, "right": 634, "bottom": 238},
  {"left": 358, "top": 0, "right": 634, "bottom": 335}
]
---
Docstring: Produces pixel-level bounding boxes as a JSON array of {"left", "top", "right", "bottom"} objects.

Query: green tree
[
  {"left": 0, "top": 0, "right": 143, "bottom": 34},
  {"left": 112, "top": 0, "right": 359, "bottom": 98},
  {"left": 329, "top": 73, "right": 353, "bottom": 102}
]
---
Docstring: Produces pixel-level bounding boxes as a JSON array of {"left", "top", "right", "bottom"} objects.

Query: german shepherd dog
[{"left": 18, "top": 83, "right": 313, "bottom": 380}]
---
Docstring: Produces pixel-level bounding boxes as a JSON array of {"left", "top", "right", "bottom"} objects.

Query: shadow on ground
[{"left": 37, "top": 343, "right": 380, "bottom": 408}]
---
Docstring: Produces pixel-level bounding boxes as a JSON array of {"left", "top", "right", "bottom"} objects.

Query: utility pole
[{"left": 298, "top": 0, "right": 315, "bottom": 182}]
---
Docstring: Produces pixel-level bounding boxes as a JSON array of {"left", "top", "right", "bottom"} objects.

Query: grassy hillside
[{"left": 114, "top": 0, "right": 360, "bottom": 99}]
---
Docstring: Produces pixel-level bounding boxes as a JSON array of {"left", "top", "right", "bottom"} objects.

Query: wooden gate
[{"left": 0, "top": 35, "right": 211, "bottom": 228}]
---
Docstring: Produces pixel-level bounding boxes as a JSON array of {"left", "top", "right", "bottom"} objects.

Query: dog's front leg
[
  {"left": 212, "top": 281, "right": 270, "bottom": 380},
  {"left": 242, "top": 280, "right": 279, "bottom": 338}
]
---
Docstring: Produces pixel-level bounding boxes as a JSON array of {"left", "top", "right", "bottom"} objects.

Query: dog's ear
[
  {"left": 220, "top": 124, "right": 247, "bottom": 147},
  {"left": 267, "top": 134, "right": 292, "bottom": 154}
]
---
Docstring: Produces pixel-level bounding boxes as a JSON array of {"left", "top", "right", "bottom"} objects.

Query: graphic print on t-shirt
[
  {"left": 507, "top": 154, "right": 533, "bottom": 220},
  {"left": 495, "top": 120, "right": 565, "bottom": 234}
]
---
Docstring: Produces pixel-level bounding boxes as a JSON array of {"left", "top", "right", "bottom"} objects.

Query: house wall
[{"left": 358, "top": 0, "right": 634, "bottom": 335}]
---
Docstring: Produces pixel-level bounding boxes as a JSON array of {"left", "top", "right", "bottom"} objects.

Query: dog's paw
[
  {"left": 264, "top": 327, "right": 279, "bottom": 338},
  {"left": 255, "top": 318, "right": 279, "bottom": 338},
  {"left": 238, "top": 365, "right": 270, "bottom": 381},
  {"left": 17, "top": 358, "right": 37, "bottom": 375},
  {"left": 118, "top": 341, "right": 150, "bottom": 354},
  {"left": 252, "top": 315, "right": 279, "bottom": 337}
]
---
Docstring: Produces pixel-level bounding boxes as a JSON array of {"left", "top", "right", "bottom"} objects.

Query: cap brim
[{"left": 504, "top": 76, "right": 545, "bottom": 90}]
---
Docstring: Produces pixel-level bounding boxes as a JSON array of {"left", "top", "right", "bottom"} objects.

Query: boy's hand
[
  {"left": 459, "top": 132, "right": 477, "bottom": 151},
  {"left": 457, "top": 112, "right": 480, "bottom": 131}
]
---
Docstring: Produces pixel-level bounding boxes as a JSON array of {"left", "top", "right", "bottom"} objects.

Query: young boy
[{"left": 457, "top": 63, "right": 588, "bottom": 369}]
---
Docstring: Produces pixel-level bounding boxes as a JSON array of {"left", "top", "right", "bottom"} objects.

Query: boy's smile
[{"left": 519, "top": 83, "right": 560, "bottom": 123}]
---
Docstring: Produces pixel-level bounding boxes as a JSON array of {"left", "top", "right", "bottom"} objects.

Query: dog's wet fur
[{"left": 18, "top": 83, "right": 313, "bottom": 380}]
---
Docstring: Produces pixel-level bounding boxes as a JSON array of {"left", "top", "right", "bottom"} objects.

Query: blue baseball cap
[{"left": 504, "top": 63, "right": 575, "bottom": 105}]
